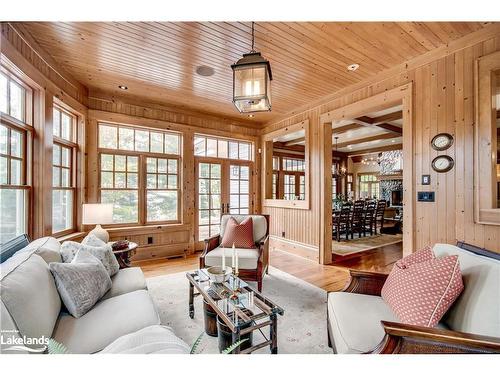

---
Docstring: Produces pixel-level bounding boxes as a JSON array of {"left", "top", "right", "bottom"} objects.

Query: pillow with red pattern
[
  {"left": 221, "top": 217, "right": 255, "bottom": 249},
  {"left": 381, "top": 246, "right": 464, "bottom": 327}
]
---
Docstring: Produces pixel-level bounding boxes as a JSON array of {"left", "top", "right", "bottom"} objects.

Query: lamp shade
[{"left": 82, "top": 203, "right": 114, "bottom": 225}]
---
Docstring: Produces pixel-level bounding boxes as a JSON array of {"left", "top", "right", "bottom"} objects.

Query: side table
[{"left": 110, "top": 241, "right": 138, "bottom": 269}]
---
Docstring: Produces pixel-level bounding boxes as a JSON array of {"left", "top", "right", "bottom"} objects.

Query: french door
[{"left": 195, "top": 158, "right": 253, "bottom": 247}]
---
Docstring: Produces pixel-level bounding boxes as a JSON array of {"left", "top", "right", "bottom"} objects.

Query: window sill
[{"left": 55, "top": 231, "right": 86, "bottom": 242}]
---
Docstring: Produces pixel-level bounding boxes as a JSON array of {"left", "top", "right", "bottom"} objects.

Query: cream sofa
[
  {"left": 327, "top": 242, "right": 500, "bottom": 353},
  {"left": 0, "top": 237, "right": 188, "bottom": 354}
]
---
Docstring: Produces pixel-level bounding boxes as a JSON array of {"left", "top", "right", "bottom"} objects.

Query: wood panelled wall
[
  {"left": 86, "top": 102, "right": 260, "bottom": 261},
  {"left": 262, "top": 30, "right": 500, "bottom": 255}
]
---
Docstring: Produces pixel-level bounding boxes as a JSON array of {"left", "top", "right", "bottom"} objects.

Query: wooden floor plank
[{"left": 133, "top": 242, "right": 402, "bottom": 292}]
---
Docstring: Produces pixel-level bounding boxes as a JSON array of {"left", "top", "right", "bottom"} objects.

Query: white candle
[
  {"left": 232, "top": 243, "right": 235, "bottom": 269},
  {"left": 222, "top": 247, "right": 226, "bottom": 270},
  {"left": 235, "top": 248, "right": 239, "bottom": 274}
]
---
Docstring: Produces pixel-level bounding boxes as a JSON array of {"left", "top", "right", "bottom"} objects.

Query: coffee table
[{"left": 186, "top": 269, "right": 284, "bottom": 354}]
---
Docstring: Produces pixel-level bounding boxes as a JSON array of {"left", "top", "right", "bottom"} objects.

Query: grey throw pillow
[
  {"left": 61, "top": 240, "right": 119, "bottom": 276},
  {"left": 82, "top": 233, "right": 106, "bottom": 247},
  {"left": 49, "top": 251, "right": 112, "bottom": 318}
]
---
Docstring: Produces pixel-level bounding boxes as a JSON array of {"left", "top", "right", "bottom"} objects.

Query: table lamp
[{"left": 82, "top": 203, "right": 114, "bottom": 242}]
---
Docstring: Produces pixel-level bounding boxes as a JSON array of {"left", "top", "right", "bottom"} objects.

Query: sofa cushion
[
  {"left": 52, "top": 290, "right": 161, "bottom": 354},
  {"left": 16, "top": 236, "right": 62, "bottom": 264},
  {"left": 0, "top": 300, "right": 28, "bottom": 354},
  {"left": 102, "top": 267, "right": 147, "bottom": 300},
  {"left": 221, "top": 217, "right": 255, "bottom": 248},
  {"left": 50, "top": 251, "right": 112, "bottom": 318},
  {"left": 328, "top": 292, "right": 399, "bottom": 353},
  {"left": 61, "top": 241, "right": 119, "bottom": 276},
  {"left": 100, "top": 325, "right": 189, "bottom": 354},
  {"left": 220, "top": 215, "right": 267, "bottom": 243},
  {"left": 205, "top": 246, "right": 259, "bottom": 269},
  {"left": 433, "top": 243, "right": 500, "bottom": 337},
  {"left": 0, "top": 252, "right": 61, "bottom": 343}
]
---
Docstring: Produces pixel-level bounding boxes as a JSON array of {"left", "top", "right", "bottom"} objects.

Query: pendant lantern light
[
  {"left": 333, "top": 137, "right": 347, "bottom": 179},
  {"left": 231, "top": 22, "right": 273, "bottom": 113}
]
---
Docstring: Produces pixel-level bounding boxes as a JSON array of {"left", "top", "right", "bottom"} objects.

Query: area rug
[
  {"left": 146, "top": 266, "right": 330, "bottom": 354},
  {"left": 332, "top": 233, "right": 402, "bottom": 256}
]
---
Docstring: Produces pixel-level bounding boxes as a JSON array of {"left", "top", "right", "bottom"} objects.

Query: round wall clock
[
  {"left": 431, "top": 133, "right": 454, "bottom": 151},
  {"left": 432, "top": 155, "right": 454, "bottom": 173}
]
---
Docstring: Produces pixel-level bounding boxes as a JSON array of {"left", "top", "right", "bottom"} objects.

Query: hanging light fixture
[
  {"left": 231, "top": 22, "right": 273, "bottom": 113},
  {"left": 333, "top": 136, "right": 347, "bottom": 180}
]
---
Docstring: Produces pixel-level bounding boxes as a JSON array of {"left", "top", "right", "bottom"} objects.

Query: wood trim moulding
[
  {"left": 88, "top": 110, "right": 260, "bottom": 142},
  {"left": 261, "top": 23, "right": 500, "bottom": 132},
  {"left": 269, "top": 236, "right": 319, "bottom": 262},
  {"left": 88, "top": 92, "right": 260, "bottom": 135},
  {"left": 319, "top": 83, "right": 414, "bottom": 265},
  {"left": 474, "top": 50, "right": 500, "bottom": 225},
  {"left": 262, "top": 119, "right": 311, "bottom": 210}
]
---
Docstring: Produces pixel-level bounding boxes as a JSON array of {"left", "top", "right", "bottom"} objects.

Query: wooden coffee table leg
[
  {"left": 189, "top": 282, "right": 195, "bottom": 319},
  {"left": 270, "top": 314, "right": 278, "bottom": 354}
]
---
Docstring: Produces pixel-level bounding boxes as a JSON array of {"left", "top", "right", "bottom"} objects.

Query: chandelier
[
  {"left": 231, "top": 22, "right": 273, "bottom": 113},
  {"left": 333, "top": 137, "right": 347, "bottom": 179}
]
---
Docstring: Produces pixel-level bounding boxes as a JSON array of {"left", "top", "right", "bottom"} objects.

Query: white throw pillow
[
  {"left": 61, "top": 240, "right": 119, "bottom": 276},
  {"left": 82, "top": 233, "right": 107, "bottom": 247}
]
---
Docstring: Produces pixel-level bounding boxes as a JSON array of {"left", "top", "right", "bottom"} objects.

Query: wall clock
[
  {"left": 431, "top": 155, "right": 454, "bottom": 173},
  {"left": 431, "top": 133, "right": 454, "bottom": 151}
]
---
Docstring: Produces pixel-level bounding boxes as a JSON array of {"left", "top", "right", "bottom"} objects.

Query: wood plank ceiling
[{"left": 18, "top": 22, "right": 490, "bottom": 125}]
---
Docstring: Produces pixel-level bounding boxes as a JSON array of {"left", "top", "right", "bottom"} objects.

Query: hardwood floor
[{"left": 133, "top": 242, "right": 402, "bottom": 292}]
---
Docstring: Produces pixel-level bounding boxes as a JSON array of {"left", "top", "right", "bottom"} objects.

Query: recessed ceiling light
[
  {"left": 347, "top": 63, "right": 360, "bottom": 72},
  {"left": 196, "top": 65, "right": 215, "bottom": 77},
  {"left": 118, "top": 85, "right": 128, "bottom": 90},
  {"left": 347, "top": 145, "right": 352, "bottom": 148},
  {"left": 391, "top": 139, "right": 395, "bottom": 143},
  {"left": 248, "top": 114, "right": 255, "bottom": 118}
]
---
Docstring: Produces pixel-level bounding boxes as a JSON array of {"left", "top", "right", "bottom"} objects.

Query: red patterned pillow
[
  {"left": 381, "top": 249, "right": 464, "bottom": 327},
  {"left": 221, "top": 217, "right": 255, "bottom": 249},
  {"left": 394, "top": 245, "right": 435, "bottom": 268}
]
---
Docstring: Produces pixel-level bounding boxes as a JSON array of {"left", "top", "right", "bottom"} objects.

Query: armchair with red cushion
[{"left": 199, "top": 214, "right": 270, "bottom": 292}]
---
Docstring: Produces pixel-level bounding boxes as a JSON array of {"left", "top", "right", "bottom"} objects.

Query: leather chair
[{"left": 199, "top": 214, "right": 270, "bottom": 292}]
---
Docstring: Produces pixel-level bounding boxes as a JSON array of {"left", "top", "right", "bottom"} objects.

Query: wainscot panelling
[{"left": 261, "top": 28, "right": 500, "bottom": 257}]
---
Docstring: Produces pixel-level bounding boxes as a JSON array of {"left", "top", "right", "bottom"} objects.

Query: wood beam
[
  {"left": 336, "top": 133, "right": 399, "bottom": 148},
  {"left": 347, "top": 143, "right": 403, "bottom": 157},
  {"left": 374, "top": 123, "right": 403, "bottom": 134},
  {"left": 283, "top": 137, "right": 305, "bottom": 147},
  {"left": 372, "top": 110, "right": 403, "bottom": 124}
]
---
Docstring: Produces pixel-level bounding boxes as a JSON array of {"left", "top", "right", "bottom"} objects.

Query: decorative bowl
[{"left": 206, "top": 266, "right": 232, "bottom": 283}]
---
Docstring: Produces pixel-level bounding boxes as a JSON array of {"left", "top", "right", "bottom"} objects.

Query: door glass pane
[
  {"left": 197, "top": 162, "right": 222, "bottom": 241},
  {"left": 229, "top": 164, "right": 251, "bottom": 214}
]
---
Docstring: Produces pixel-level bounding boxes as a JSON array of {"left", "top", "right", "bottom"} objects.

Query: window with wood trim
[
  {"left": 0, "top": 68, "right": 32, "bottom": 244},
  {"left": 98, "top": 123, "right": 181, "bottom": 225},
  {"left": 194, "top": 135, "right": 252, "bottom": 161},
  {"left": 358, "top": 174, "right": 379, "bottom": 200},
  {"left": 52, "top": 105, "right": 78, "bottom": 235}
]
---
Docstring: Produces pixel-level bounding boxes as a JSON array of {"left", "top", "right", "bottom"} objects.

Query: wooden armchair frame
[
  {"left": 327, "top": 244, "right": 500, "bottom": 354},
  {"left": 199, "top": 215, "right": 270, "bottom": 292}
]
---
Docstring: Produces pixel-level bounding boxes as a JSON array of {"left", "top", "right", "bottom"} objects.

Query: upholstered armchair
[
  {"left": 199, "top": 214, "right": 270, "bottom": 292},
  {"left": 326, "top": 242, "right": 500, "bottom": 354}
]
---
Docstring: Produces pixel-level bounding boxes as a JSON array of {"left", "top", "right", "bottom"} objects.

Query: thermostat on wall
[{"left": 417, "top": 191, "right": 435, "bottom": 202}]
